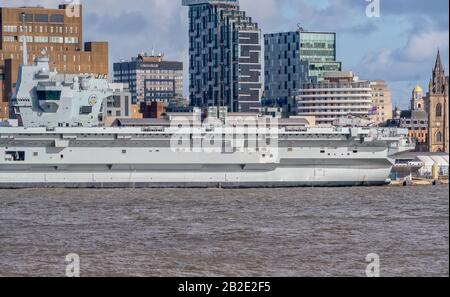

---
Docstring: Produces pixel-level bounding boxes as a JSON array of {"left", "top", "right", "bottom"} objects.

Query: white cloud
[
  {"left": 403, "top": 30, "right": 450, "bottom": 61},
  {"left": 357, "top": 29, "right": 449, "bottom": 81}
]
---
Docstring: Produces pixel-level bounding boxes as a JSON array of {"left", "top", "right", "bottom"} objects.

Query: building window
[
  {"left": 19, "top": 36, "right": 33, "bottom": 42},
  {"left": 34, "top": 36, "right": 49, "bottom": 43},
  {"left": 3, "top": 36, "right": 16, "bottom": 42},
  {"left": 3, "top": 25, "right": 18, "bottom": 32},
  {"left": 35, "top": 14, "right": 49, "bottom": 23},
  {"left": 64, "top": 37, "right": 78, "bottom": 44},
  {"left": 436, "top": 131, "right": 443, "bottom": 143},
  {"left": 50, "top": 14, "right": 64, "bottom": 23},
  {"left": 436, "top": 103, "right": 443, "bottom": 117},
  {"left": 50, "top": 36, "right": 64, "bottom": 43}
]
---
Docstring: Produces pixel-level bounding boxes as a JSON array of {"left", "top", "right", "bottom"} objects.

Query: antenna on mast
[{"left": 21, "top": 12, "right": 28, "bottom": 66}]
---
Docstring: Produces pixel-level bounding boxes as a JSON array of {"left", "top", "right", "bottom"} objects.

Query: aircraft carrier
[{"left": 0, "top": 38, "right": 412, "bottom": 188}]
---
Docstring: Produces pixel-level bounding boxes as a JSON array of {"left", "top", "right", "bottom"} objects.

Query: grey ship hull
[
  {"left": 0, "top": 167, "right": 392, "bottom": 189},
  {"left": 0, "top": 126, "right": 397, "bottom": 188}
]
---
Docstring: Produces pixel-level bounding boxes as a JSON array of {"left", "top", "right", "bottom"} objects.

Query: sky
[{"left": 2, "top": 0, "right": 449, "bottom": 109}]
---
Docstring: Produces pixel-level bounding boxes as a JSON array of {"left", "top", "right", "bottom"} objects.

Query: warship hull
[
  {"left": 0, "top": 127, "right": 397, "bottom": 188},
  {"left": 0, "top": 166, "right": 392, "bottom": 189}
]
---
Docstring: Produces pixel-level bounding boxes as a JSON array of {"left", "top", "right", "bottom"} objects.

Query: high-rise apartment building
[
  {"left": 113, "top": 53, "right": 183, "bottom": 105},
  {"left": 369, "top": 80, "right": 393, "bottom": 125},
  {"left": 182, "top": 0, "right": 262, "bottom": 112},
  {"left": 294, "top": 71, "right": 372, "bottom": 125},
  {"left": 264, "top": 30, "right": 342, "bottom": 101},
  {"left": 0, "top": 3, "right": 108, "bottom": 119},
  {"left": 264, "top": 32, "right": 309, "bottom": 101}
]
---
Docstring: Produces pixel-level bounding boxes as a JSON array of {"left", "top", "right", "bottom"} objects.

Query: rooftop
[
  {"left": 182, "top": 0, "right": 238, "bottom": 6},
  {"left": 413, "top": 84, "right": 423, "bottom": 93}
]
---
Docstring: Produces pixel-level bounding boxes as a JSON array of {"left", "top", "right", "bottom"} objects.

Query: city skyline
[{"left": 1, "top": 0, "right": 449, "bottom": 108}]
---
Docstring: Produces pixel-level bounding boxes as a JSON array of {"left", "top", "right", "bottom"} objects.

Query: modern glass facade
[
  {"left": 299, "top": 32, "right": 341, "bottom": 80},
  {"left": 264, "top": 31, "right": 309, "bottom": 101},
  {"left": 183, "top": 0, "right": 262, "bottom": 112},
  {"left": 264, "top": 30, "right": 342, "bottom": 102}
]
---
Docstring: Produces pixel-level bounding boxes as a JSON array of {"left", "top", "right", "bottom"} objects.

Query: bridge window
[{"left": 36, "top": 90, "right": 62, "bottom": 101}]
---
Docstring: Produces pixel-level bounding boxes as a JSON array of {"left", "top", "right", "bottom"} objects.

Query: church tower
[
  {"left": 427, "top": 49, "right": 449, "bottom": 153},
  {"left": 411, "top": 84, "right": 425, "bottom": 111}
]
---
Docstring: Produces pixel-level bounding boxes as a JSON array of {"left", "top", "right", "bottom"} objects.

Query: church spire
[
  {"left": 430, "top": 49, "right": 446, "bottom": 95},
  {"left": 434, "top": 48, "right": 444, "bottom": 73}
]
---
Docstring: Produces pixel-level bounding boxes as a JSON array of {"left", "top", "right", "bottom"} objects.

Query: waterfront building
[
  {"left": 264, "top": 29, "right": 342, "bottom": 101},
  {"left": 369, "top": 80, "right": 393, "bottom": 125},
  {"left": 399, "top": 85, "right": 429, "bottom": 152},
  {"left": 130, "top": 104, "right": 143, "bottom": 119},
  {"left": 392, "top": 151, "right": 449, "bottom": 179},
  {"left": 0, "top": 3, "right": 109, "bottom": 119},
  {"left": 425, "top": 50, "right": 449, "bottom": 153},
  {"left": 294, "top": 71, "right": 372, "bottom": 125},
  {"left": 140, "top": 101, "right": 166, "bottom": 119},
  {"left": 182, "top": 0, "right": 263, "bottom": 112},
  {"left": 113, "top": 53, "right": 183, "bottom": 105},
  {"left": 102, "top": 84, "right": 133, "bottom": 127}
]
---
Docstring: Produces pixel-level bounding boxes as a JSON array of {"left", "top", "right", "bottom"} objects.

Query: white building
[
  {"left": 294, "top": 71, "right": 372, "bottom": 125},
  {"left": 392, "top": 152, "right": 449, "bottom": 179}
]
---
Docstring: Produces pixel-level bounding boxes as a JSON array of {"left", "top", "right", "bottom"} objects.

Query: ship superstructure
[{"left": 11, "top": 52, "right": 122, "bottom": 128}]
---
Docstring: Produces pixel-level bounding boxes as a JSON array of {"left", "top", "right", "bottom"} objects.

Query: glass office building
[
  {"left": 264, "top": 30, "right": 342, "bottom": 101},
  {"left": 299, "top": 32, "right": 341, "bottom": 80}
]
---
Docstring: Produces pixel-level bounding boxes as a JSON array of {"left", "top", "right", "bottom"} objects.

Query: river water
[{"left": 0, "top": 186, "right": 448, "bottom": 277}]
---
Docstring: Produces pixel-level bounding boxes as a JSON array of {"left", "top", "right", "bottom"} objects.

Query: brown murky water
[{"left": 0, "top": 186, "right": 448, "bottom": 277}]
